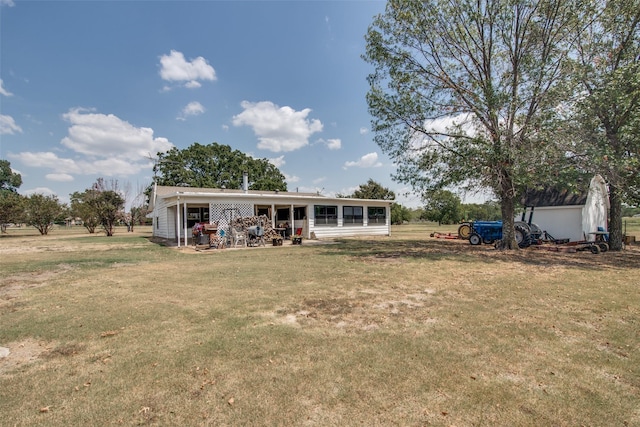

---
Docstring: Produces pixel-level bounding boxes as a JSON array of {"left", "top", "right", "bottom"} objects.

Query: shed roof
[{"left": 521, "top": 188, "right": 587, "bottom": 207}]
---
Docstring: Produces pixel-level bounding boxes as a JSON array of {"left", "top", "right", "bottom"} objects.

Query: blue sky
[{"left": 1, "top": 0, "right": 432, "bottom": 208}]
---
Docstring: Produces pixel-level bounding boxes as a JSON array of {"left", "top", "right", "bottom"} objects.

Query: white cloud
[
  {"left": 159, "top": 50, "right": 216, "bottom": 89},
  {"left": 0, "top": 114, "right": 22, "bottom": 134},
  {"left": 232, "top": 101, "right": 323, "bottom": 152},
  {"left": 0, "top": 0, "right": 15, "bottom": 7},
  {"left": 184, "top": 80, "right": 202, "bottom": 89},
  {"left": 312, "top": 177, "right": 326, "bottom": 185},
  {"left": 46, "top": 173, "right": 74, "bottom": 182},
  {"left": 284, "top": 173, "right": 300, "bottom": 184},
  {"left": 0, "top": 79, "right": 13, "bottom": 96},
  {"left": 319, "top": 138, "right": 341, "bottom": 150},
  {"left": 61, "top": 108, "right": 173, "bottom": 158},
  {"left": 339, "top": 185, "right": 359, "bottom": 197},
  {"left": 177, "top": 101, "right": 205, "bottom": 121},
  {"left": 343, "top": 152, "right": 383, "bottom": 169},
  {"left": 10, "top": 151, "right": 82, "bottom": 173},
  {"left": 268, "top": 155, "right": 285, "bottom": 168},
  {"left": 10, "top": 108, "right": 173, "bottom": 180},
  {"left": 359, "top": 127, "right": 368, "bottom": 135}
]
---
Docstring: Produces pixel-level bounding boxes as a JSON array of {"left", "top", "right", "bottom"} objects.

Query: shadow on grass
[{"left": 321, "top": 237, "right": 640, "bottom": 270}]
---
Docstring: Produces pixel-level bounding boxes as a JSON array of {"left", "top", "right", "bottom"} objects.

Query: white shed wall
[{"left": 521, "top": 206, "right": 584, "bottom": 242}]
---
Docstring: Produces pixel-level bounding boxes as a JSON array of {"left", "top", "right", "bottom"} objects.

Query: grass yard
[{"left": 1, "top": 223, "right": 639, "bottom": 426}]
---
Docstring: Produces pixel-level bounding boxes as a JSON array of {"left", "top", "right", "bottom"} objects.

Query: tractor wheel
[
  {"left": 598, "top": 242, "right": 609, "bottom": 253},
  {"left": 469, "top": 233, "right": 482, "bottom": 245},
  {"left": 590, "top": 244, "right": 601, "bottom": 254},
  {"left": 483, "top": 238, "right": 494, "bottom": 245},
  {"left": 515, "top": 225, "right": 532, "bottom": 248},
  {"left": 458, "top": 223, "right": 472, "bottom": 239}
]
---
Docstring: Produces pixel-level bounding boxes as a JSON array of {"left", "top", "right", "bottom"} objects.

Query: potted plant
[{"left": 291, "top": 234, "right": 302, "bottom": 245}]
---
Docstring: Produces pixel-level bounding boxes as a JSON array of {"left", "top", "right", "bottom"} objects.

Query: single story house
[
  {"left": 519, "top": 175, "right": 609, "bottom": 242},
  {"left": 149, "top": 184, "right": 393, "bottom": 246}
]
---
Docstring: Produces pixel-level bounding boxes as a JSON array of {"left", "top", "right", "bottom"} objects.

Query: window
[
  {"left": 343, "top": 206, "right": 363, "bottom": 224},
  {"left": 314, "top": 205, "right": 337, "bottom": 225},
  {"left": 368, "top": 207, "right": 386, "bottom": 224}
]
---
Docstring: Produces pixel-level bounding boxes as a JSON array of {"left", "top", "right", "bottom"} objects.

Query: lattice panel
[{"left": 209, "top": 202, "right": 253, "bottom": 230}]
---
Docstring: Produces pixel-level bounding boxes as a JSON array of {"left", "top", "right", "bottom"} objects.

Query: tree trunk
[
  {"left": 496, "top": 171, "right": 519, "bottom": 250},
  {"left": 608, "top": 184, "right": 623, "bottom": 251}
]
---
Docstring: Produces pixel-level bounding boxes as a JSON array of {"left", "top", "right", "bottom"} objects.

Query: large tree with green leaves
[
  {"left": 340, "top": 179, "right": 410, "bottom": 224},
  {"left": 0, "top": 160, "right": 24, "bottom": 232},
  {"left": 364, "top": 0, "right": 584, "bottom": 249},
  {"left": 350, "top": 178, "right": 396, "bottom": 200},
  {"left": 23, "top": 193, "right": 66, "bottom": 235},
  {"left": 90, "top": 178, "right": 125, "bottom": 237},
  {"left": 154, "top": 142, "right": 287, "bottom": 191},
  {"left": 568, "top": 0, "right": 640, "bottom": 250},
  {"left": 422, "top": 190, "right": 463, "bottom": 225},
  {"left": 70, "top": 189, "right": 101, "bottom": 233}
]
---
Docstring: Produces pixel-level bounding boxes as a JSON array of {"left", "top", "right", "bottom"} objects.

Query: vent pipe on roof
[{"left": 243, "top": 171, "right": 248, "bottom": 193}]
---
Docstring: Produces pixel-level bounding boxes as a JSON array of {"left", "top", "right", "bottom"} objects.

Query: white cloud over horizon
[
  {"left": 9, "top": 108, "right": 173, "bottom": 180},
  {"left": 232, "top": 101, "right": 323, "bottom": 153},
  {"left": 46, "top": 173, "right": 74, "bottom": 182}
]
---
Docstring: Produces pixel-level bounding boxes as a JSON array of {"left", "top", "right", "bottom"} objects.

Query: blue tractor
[{"left": 464, "top": 220, "right": 541, "bottom": 248}]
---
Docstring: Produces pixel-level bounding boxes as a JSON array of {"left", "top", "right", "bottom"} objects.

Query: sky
[{"left": 0, "top": 0, "right": 471, "bottom": 209}]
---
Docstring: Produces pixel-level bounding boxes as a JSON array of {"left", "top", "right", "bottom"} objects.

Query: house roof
[
  {"left": 154, "top": 185, "right": 322, "bottom": 198},
  {"left": 521, "top": 188, "right": 587, "bottom": 207},
  {"left": 150, "top": 185, "right": 393, "bottom": 212}
]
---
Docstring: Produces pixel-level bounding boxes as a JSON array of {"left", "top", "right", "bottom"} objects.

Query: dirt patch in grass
[
  {"left": 0, "top": 264, "right": 74, "bottom": 308},
  {"left": 273, "top": 289, "right": 439, "bottom": 332},
  {"left": 0, "top": 339, "right": 50, "bottom": 375}
]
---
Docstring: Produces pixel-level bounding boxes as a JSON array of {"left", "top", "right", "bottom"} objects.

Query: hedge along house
[
  {"left": 519, "top": 175, "right": 609, "bottom": 243},
  {"left": 149, "top": 182, "right": 393, "bottom": 247}
]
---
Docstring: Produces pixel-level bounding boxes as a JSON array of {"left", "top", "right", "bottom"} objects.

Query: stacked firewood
[{"left": 231, "top": 215, "right": 283, "bottom": 241}]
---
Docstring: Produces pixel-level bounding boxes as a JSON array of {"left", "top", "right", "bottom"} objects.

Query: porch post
[
  {"left": 271, "top": 203, "right": 276, "bottom": 228},
  {"left": 290, "top": 204, "right": 294, "bottom": 238},
  {"left": 176, "top": 196, "right": 181, "bottom": 247},
  {"left": 183, "top": 201, "right": 188, "bottom": 247}
]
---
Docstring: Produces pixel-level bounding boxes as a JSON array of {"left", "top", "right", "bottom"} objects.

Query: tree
[
  {"left": 462, "top": 201, "right": 502, "bottom": 221},
  {"left": 351, "top": 178, "right": 396, "bottom": 200},
  {"left": 0, "top": 191, "right": 24, "bottom": 233},
  {"left": 1, "top": 159, "right": 22, "bottom": 192},
  {"left": 70, "top": 189, "right": 101, "bottom": 233},
  {"left": 340, "top": 179, "right": 408, "bottom": 224},
  {"left": 154, "top": 142, "right": 287, "bottom": 191},
  {"left": 421, "top": 190, "right": 462, "bottom": 225},
  {"left": 90, "top": 178, "right": 125, "bottom": 237},
  {"left": 24, "top": 193, "right": 66, "bottom": 235},
  {"left": 391, "top": 203, "right": 412, "bottom": 224},
  {"left": 567, "top": 0, "right": 640, "bottom": 250},
  {"left": 364, "top": 0, "right": 584, "bottom": 249},
  {"left": 0, "top": 160, "right": 24, "bottom": 233}
]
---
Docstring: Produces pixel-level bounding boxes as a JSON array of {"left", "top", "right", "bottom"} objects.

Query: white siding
[
  {"left": 310, "top": 223, "right": 390, "bottom": 238},
  {"left": 520, "top": 206, "right": 584, "bottom": 242}
]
